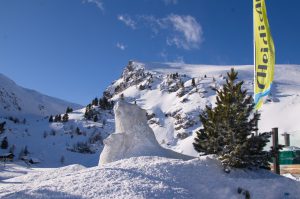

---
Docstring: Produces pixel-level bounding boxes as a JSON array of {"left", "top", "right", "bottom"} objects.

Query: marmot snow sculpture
[{"left": 99, "top": 101, "right": 193, "bottom": 165}]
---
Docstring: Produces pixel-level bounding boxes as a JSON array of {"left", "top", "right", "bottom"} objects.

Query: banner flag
[{"left": 254, "top": 0, "right": 275, "bottom": 109}]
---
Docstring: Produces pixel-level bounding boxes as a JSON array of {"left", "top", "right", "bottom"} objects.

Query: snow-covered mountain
[
  {"left": 0, "top": 73, "right": 82, "bottom": 117},
  {"left": 1, "top": 61, "right": 300, "bottom": 168},
  {"left": 104, "top": 61, "right": 300, "bottom": 156},
  {"left": 1, "top": 61, "right": 300, "bottom": 199}
]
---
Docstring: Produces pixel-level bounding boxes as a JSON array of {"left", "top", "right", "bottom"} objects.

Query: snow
[
  {"left": 0, "top": 73, "right": 82, "bottom": 117},
  {"left": 99, "top": 101, "right": 192, "bottom": 165},
  {"left": 281, "top": 146, "right": 300, "bottom": 152},
  {"left": 2, "top": 62, "right": 300, "bottom": 168},
  {"left": 1, "top": 156, "right": 300, "bottom": 199},
  {"left": 1, "top": 62, "right": 300, "bottom": 198}
]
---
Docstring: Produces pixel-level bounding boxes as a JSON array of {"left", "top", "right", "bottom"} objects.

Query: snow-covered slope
[
  {"left": 0, "top": 107, "right": 114, "bottom": 167},
  {"left": 1, "top": 156, "right": 299, "bottom": 199},
  {"left": 0, "top": 73, "right": 82, "bottom": 117},
  {"left": 104, "top": 62, "right": 300, "bottom": 156},
  {"left": 1, "top": 61, "right": 300, "bottom": 168},
  {"left": 1, "top": 61, "right": 300, "bottom": 199}
]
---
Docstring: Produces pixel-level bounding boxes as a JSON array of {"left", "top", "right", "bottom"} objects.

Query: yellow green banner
[{"left": 254, "top": 0, "right": 275, "bottom": 109}]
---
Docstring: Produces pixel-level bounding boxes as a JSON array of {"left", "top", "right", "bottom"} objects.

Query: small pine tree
[
  {"left": 1, "top": 137, "right": 8, "bottom": 149},
  {"left": 93, "top": 115, "right": 98, "bottom": 122},
  {"left": 193, "top": 68, "right": 270, "bottom": 169},
  {"left": 66, "top": 107, "right": 73, "bottom": 113},
  {"left": 24, "top": 146, "right": 29, "bottom": 156},
  {"left": 60, "top": 155, "right": 65, "bottom": 165},
  {"left": 62, "top": 113, "right": 69, "bottom": 122},
  {"left": 191, "top": 78, "right": 196, "bottom": 87},
  {"left": 92, "top": 98, "right": 99, "bottom": 106},
  {"left": 54, "top": 115, "right": 62, "bottom": 122},
  {"left": 76, "top": 127, "right": 81, "bottom": 135},
  {"left": 49, "top": 115, "right": 53, "bottom": 123},
  {"left": 0, "top": 121, "right": 6, "bottom": 134}
]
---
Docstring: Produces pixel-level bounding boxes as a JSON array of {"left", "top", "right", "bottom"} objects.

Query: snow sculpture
[{"left": 99, "top": 101, "right": 193, "bottom": 165}]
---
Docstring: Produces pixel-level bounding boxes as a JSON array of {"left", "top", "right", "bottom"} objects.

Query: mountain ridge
[{"left": 0, "top": 72, "right": 82, "bottom": 117}]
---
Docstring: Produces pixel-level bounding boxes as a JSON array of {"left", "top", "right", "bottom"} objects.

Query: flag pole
[{"left": 253, "top": 0, "right": 258, "bottom": 136}]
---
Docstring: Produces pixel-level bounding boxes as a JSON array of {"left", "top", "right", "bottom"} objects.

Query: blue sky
[{"left": 1, "top": 0, "right": 300, "bottom": 105}]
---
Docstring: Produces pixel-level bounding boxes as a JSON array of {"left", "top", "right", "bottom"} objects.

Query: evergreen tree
[
  {"left": 49, "top": 115, "right": 53, "bottom": 123},
  {"left": 24, "top": 146, "right": 29, "bottom": 156},
  {"left": 193, "top": 68, "right": 270, "bottom": 169},
  {"left": 62, "top": 113, "right": 69, "bottom": 122},
  {"left": 0, "top": 121, "right": 6, "bottom": 134},
  {"left": 54, "top": 115, "right": 62, "bottom": 122},
  {"left": 191, "top": 78, "right": 196, "bottom": 87},
  {"left": 84, "top": 104, "right": 93, "bottom": 120},
  {"left": 66, "top": 107, "right": 73, "bottom": 113},
  {"left": 92, "top": 98, "right": 99, "bottom": 106},
  {"left": 1, "top": 136, "right": 8, "bottom": 149},
  {"left": 93, "top": 115, "right": 98, "bottom": 122},
  {"left": 99, "top": 96, "right": 114, "bottom": 110},
  {"left": 58, "top": 114, "right": 62, "bottom": 122},
  {"left": 75, "top": 127, "right": 81, "bottom": 135}
]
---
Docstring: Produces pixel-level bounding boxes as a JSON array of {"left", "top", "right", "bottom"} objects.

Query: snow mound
[
  {"left": 99, "top": 101, "right": 192, "bottom": 165},
  {"left": 1, "top": 156, "right": 300, "bottom": 199}
]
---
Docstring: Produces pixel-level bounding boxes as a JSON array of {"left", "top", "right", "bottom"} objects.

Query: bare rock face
[{"left": 99, "top": 101, "right": 192, "bottom": 165}]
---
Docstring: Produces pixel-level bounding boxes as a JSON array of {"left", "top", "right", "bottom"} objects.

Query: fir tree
[
  {"left": 93, "top": 115, "right": 98, "bottom": 122},
  {"left": 49, "top": 115, "right": 53, "bottom": 123},
  {"left": 62, "top": 113, "right": 69, "bottom": 122},
  {"left": 92, "top": 98, "right": 99, "bottom": 106},
  {"left": 1, "top": 136, "right": 8, "bottom": 149},
  {"left": 58, "top": 114, "right": 62, "bottom": 122},
  {"left": 66, "top": 107, "right": 73, "bottom": 113},
  {"left": 191, "top": 78, "right": 196, "bottom": 87},
  {"left": 75, "top": 127, "right": 81, "bottom": 135},
  {"left": 24, "top": 146, "right": 29, "bottom": 156},
  {"left": 193, "top": 68, "right": 270, "bottom": 169},
  {"left": 0, "top": 121, "right": 6, "bottom": 134}
]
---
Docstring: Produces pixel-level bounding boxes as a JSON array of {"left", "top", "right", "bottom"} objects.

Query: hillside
[
  {"left": 1, "top": 61, "right": 300, "bottom": 167},
  {"left": 0, "top": 73, "right": 82, "bottom": 117},
  {"left": 104, "top": 62, "right": 300, "bottom": 156}
]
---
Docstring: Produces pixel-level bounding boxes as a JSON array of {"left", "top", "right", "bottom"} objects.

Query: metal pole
[
  {"left": 282, "top": 132, "right": 290, "bottom": 147},
  {"left": 272, "top": 128, "right": 280, "bottom": 174}
]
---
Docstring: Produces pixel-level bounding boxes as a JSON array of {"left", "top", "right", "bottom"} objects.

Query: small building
[
  {"left": 21, "top": 156, "right": 41, "bottom": 164},
  {"left": 280, "top": 146, "right": 300, "bottom": 165},
  {"left": 0, "top": 153, "right": 14, "bottom": 161}
]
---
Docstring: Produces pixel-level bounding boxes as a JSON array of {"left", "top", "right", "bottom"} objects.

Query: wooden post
[{"left": 272, "top": 128, "right": 280, "bottom": 174}]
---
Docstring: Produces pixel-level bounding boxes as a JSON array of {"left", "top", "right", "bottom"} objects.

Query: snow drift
[
  {"left": 1, "top": 156, "right": 300, "bottom": 199},
  {"left": 99, "top": 101, "right": 192, "bottom": 165}
]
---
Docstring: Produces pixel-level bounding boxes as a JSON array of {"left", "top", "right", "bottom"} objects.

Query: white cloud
[
  {"left": 159, "top": 49, "right": 168, "bottom": 60},
  {"left": 174, "top": 56, "right": 185, "bottom": 64},
  {"left": 141, "top": 14, "right": 203, "bottom": 50},
  {"left": 118, "top": 15, "right": 136, "bottom": 29},
  {"left": 166, "top": 14, "right": 203, "bottom": 50},
  {"left": 116, "top": 42, "right": 126, "bottom": 50},
  {"left": 163, "top": 0, "right": 178, "bottom": 5},
  {"left": 83, "top": 0, "right": 104, "bottom": 12}
]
